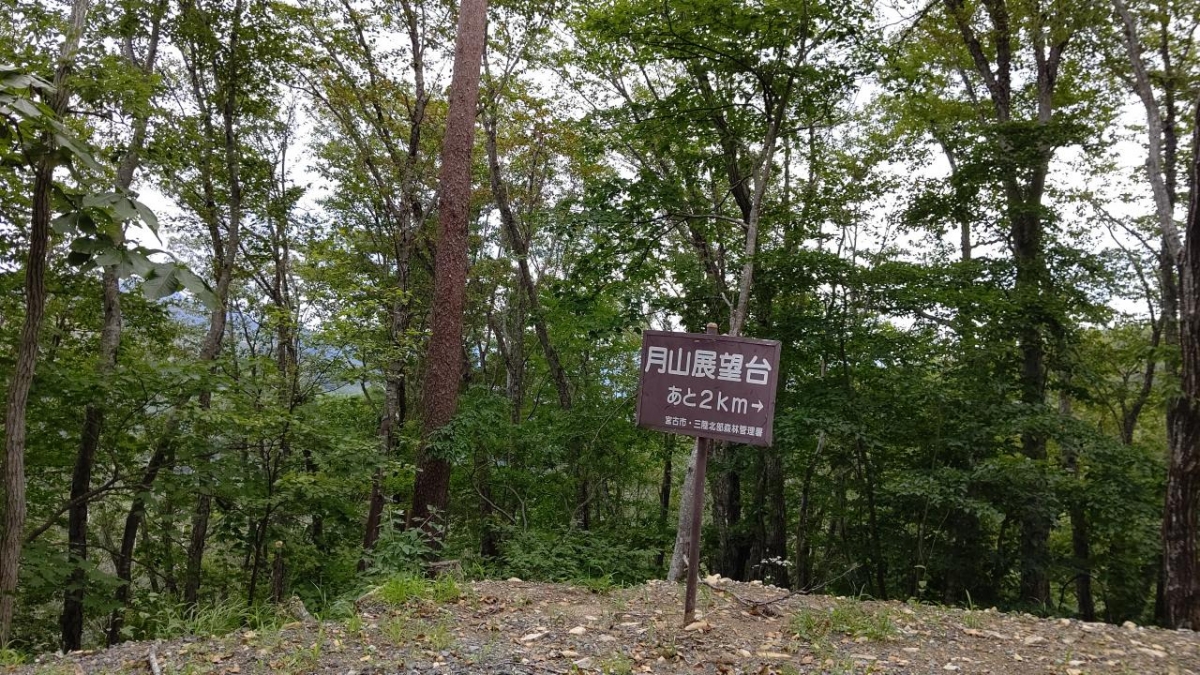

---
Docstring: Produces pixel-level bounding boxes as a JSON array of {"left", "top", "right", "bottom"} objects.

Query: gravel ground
[{"left": 10, "top": 578, "right": 1200, "bottom": 674}]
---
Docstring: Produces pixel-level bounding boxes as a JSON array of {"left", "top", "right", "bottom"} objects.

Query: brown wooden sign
[{"left": 636, "top": 330, "right": 781, "bottom": 446}]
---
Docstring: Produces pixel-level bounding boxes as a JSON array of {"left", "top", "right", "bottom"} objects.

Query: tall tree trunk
[
  {"left": 482, "top": 112, "right": 588, "bottom": 524},
  {"left": 317, "top": 0, "right": 427, "bottom": 563},
  {"left": 666, "top": 74, "right": 789, "bottom": 580},
  {"left": 182, "top": 494, "right": 211, "bottom": 607},
  {"left": 1158, "top": 243, "right": 1181, "bottom": 625},
  {"left": 942, "top": 0, "right": 1072, "bottom": 607},
  {"left": 1059, "top": 392, "right": 1094, "bottom": 620},
  {"left": 2, "top": 157, "right": 56, "bottom": 647},
  {"left": 1015, "top": 209, "right": 1051, "bottom": 606},
  {"left": 60, "top": 269, "right": 120, "bottom": 651},
  {"left": 246, "top": 513, "right": 270, "bottom": 604},
  {"left": 266, "top": 128, "right": 306, "bottom": 550},
  {"left": 1163, "top": 109, "right": 1200, "bottom": 628},
  {"left": 178, "top": 0, "right": 246, "bottom": 605},
  {"left": 107, "top": 435, "right": 170, "bottom": 645},
  {"left": 710, "top": 455, "right": 745, "bottom": 579},
  {"left": 943, "top": 512, "right": 982, "bottom": 605},
  {"left": 763, "top": 448, "right": 788, "bottom": 587},
  {"left": 667, "top": 443, "right": 699, "bottom": 582},
  {"left": 748, "top": 456, "right": 768, "bottom": 580},
  {"left": 408, "top": 0, "right": 489, "bottom": 537},
  {"left": 359, "top": 329, "right": 405, "bottom": 568},
  {"left": 385, "top": 338, "right": 409, "bottom": 518},
  {"left": 360, "top": 469, "right": 386, "bottom": 568},
  {"left": 855, "top": 438, "right": 887, "bottom": 600},
  {"left": 0, "top": 0, "right": 91, "bottom": 645},
  {"left": 1112, "top": 0, "right": 1199, "bottom": 628},
  {"left": 476, "top": 448, "right": 500, "bottom": 559},
  {"left": 484, "top": 114, "right": 571, "bottom": 412},
  {"left": 60, "top": 2, "right": 167, "bottom": 627},
  {"left": 270, "top": 541, "right": 285, "bottom": 604},
  {"left": 794, "top": 432, "right": 824, "bottom": 590}
]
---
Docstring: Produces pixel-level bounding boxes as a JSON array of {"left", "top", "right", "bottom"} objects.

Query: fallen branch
[
  {"left": 700, "top": 580, "right": 793, "bottom": 616},
  {"left": 702, "top": 564, "right": 863, "bottom": 615}
]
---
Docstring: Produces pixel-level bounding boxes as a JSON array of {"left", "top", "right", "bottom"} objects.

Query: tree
[
  {"left": 293, "top": 0, "right": 443, "bottom": 562},
  {"left": 60, "top": 0, "right": 167, "bottom": 650},
  {"left": 106, "top": 0, "right": 274, "bottom": 640},
  {"left": 1111, "top": 0, "right": 1200, "bottom": 629},
  {"left": 408, "top": 0, "right": 490, "bottom": 537},
  {"left": 572, "top": 0, "right": 868, "bottom": 582},
  {"left": 1, "top": 0, "right": 92, "bottom": 645},
  {"left": 909, "top": 0, "right": 1098, "bottom": 607}
]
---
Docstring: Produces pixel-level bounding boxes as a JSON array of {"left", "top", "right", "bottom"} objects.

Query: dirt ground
[{"left": 11, "top": 578, "right": 1200, "bottom": 674}]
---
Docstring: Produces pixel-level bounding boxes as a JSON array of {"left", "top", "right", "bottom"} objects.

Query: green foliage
[
  {"left": 0, "top": 65, "right": 99, "bottom": 172},
  {"left": 790, "top": 601, "right": 896, "bottom": 644},
  {"left": 375, "top": 574, "right": 461, "bottom": 607},
  {"left": 365, "top": 527, "right": 436, "bottom": 578},
  {"left": 381, "top": 614, "right": 454, "bottom": 650},
  {"left": 0, "top": 63, "right": 215, "bottom": 305},
  {"left": 0, "top": 0, "right": 1185, "bottom": 656},
  {"left": 118, "top": 594, "right": 288, "bottom": 643},
  {"left": 496, "top": 528, "right": 658, "bottom": 586},
  {"left": 0, "top": 649, "right": 26, "bottom": 667}
]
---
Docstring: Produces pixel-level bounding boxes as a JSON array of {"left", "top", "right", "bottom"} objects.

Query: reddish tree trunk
[{"left": 408, "top": 0, "right": 489, "bottom": 537}]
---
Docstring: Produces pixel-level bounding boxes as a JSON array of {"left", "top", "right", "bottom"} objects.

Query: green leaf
[
  {"left": 82, "top": 192, "right": 118, "bottom": 209},
  {"left": 51, "top": 212, "right": 80, "bottom": 234},
  {"left": 175, "top": 266, "right": 219, "bottom": 309},
  {"left": 66, "top": 249, "right": 92, "bottom": 267},
  {"left": 54, "top": 132, "right": 102, "bottom": 172},
  {"left": 93, "top": 247, "right": 124, "bottom": 268},
  {"left": 0, "top": 68, "right": 53, "bottom": 94},
  {"left": 125, "top": 249, "right": 156, "bottom": 277},
  {"left": 132, "top": 198, "right": 159, "bottom": 234},
  {"left": 69, "top": 236, "right": 107, "bottom": 254},
  {"left": 142, "top": 264, "right": 179, "bottom": 301},
  {"left": 9, "top": 96, "right": 46, "bottom": 121}
]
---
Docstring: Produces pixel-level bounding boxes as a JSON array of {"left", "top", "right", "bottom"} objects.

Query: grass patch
[
  {"left": 118, "top": 596, "right": 290, "bottom": 644},
  {"left": 599, "top": 654, "right": 633, "bottom": 674},
  {"left": 962, "top": 610, "right": 983, "bottom": 629},
  {"left": 279, "top": 628, "right": 326, "bottom": 672},
  {"left": 381, "top": 615, "right": 454, "bottom": 650},
  {"left": 573, "top": 575, "right": 617, "bottom": 595},
  {"left": 375, "top": 573, "right": 461, "bottom": 606},
  {"left": 790, "top": 600, "right": 896, "bottom": 644},
  {"left": 0, "top": 648, "right": 26, "bottom": 667}
]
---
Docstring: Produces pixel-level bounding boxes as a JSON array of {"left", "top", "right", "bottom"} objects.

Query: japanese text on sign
[
  {"left": 643, "top": 346, "right": 773, "bottom": 385},
  {"left": 635, "top": 330, "right": 781, "bottom": 447}
]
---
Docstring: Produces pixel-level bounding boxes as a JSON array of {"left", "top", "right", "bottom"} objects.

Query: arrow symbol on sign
[{"left": 752, "top": 400, "right": 764, "bottom": 412}]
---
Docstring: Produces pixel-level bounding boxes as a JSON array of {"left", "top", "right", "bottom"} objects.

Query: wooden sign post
[
  {"left": 635, "top": 323, "right": 781, "bottom": 624},
  {"left": 684, "top": 419, "right": 710, "bottom": 625}
]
